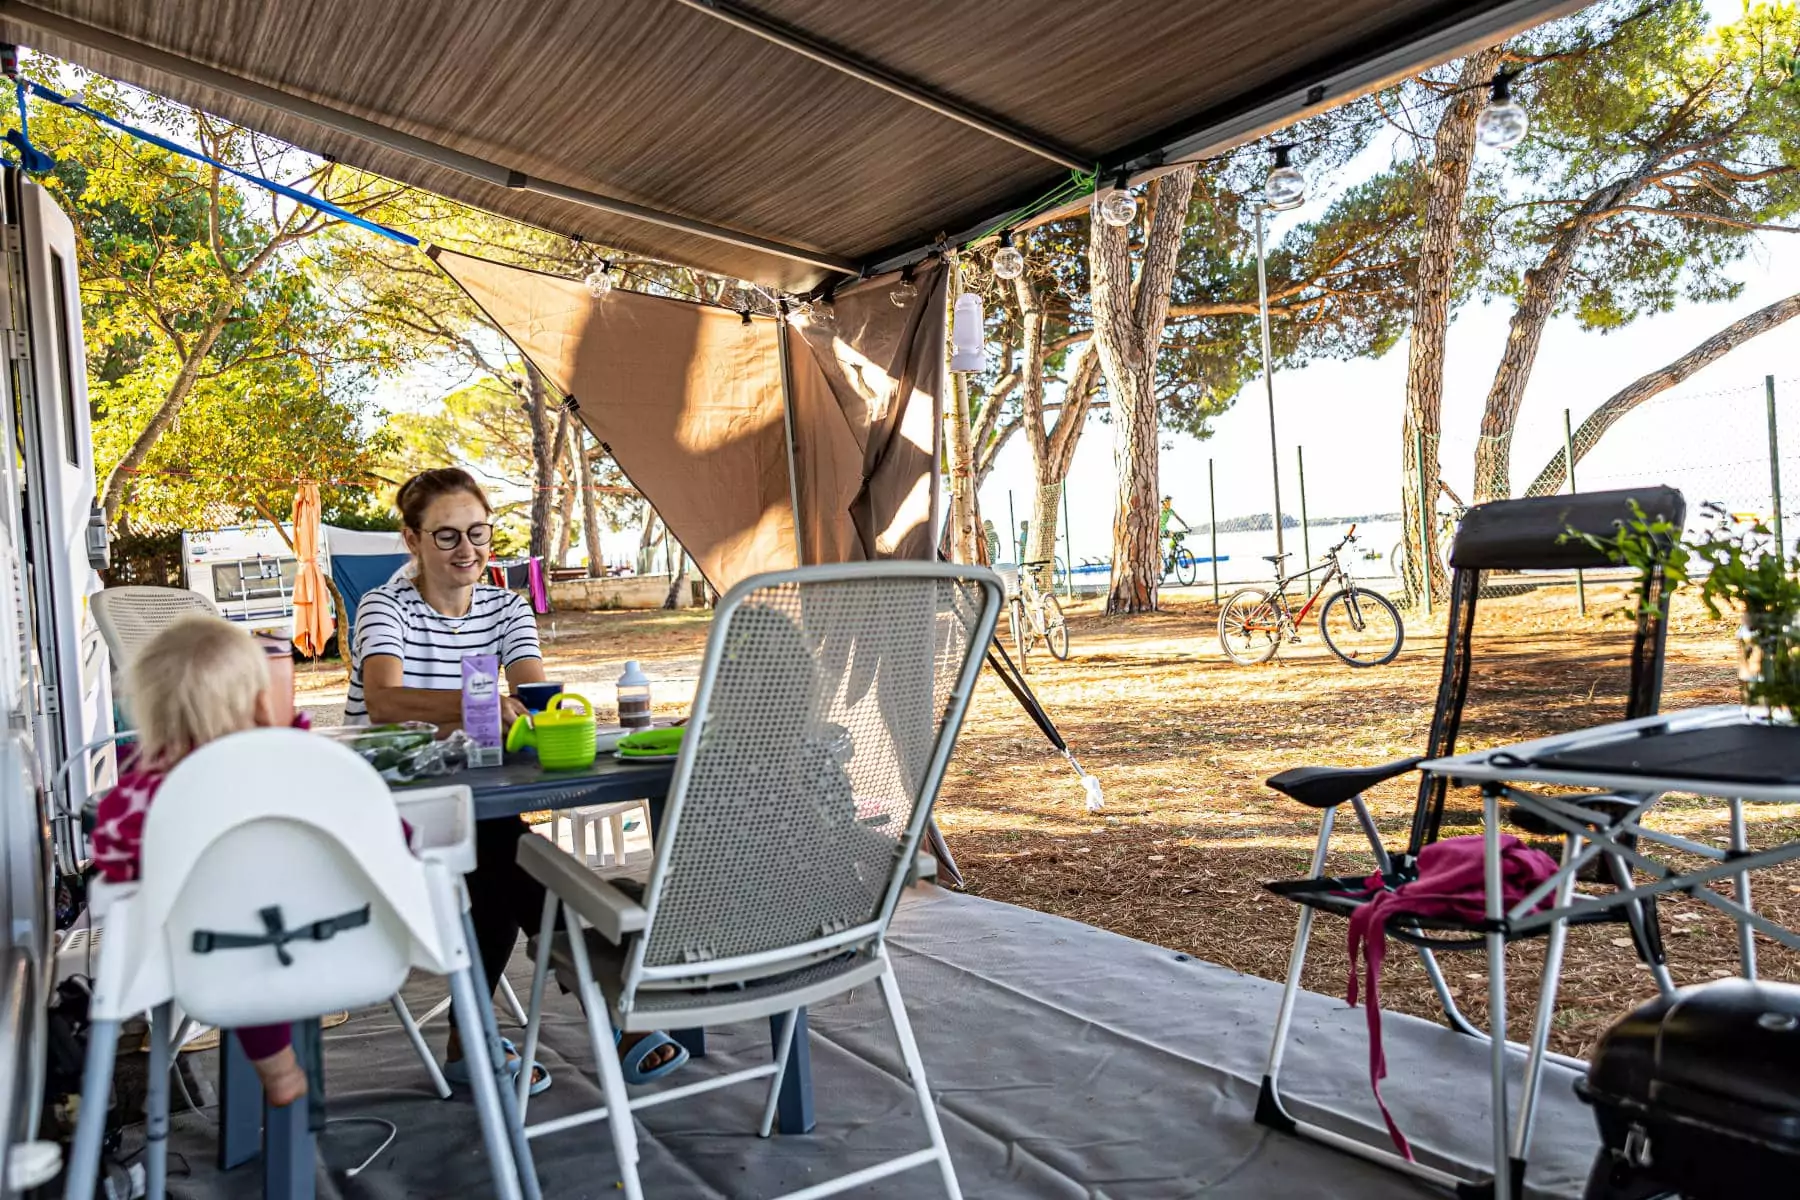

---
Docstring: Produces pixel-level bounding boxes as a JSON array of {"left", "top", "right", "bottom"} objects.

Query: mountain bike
[
  {"left": 1218, "top": 525, "right": 1403, "bottom": 667},
  {"left": 1163, "top": 529, "right": 1197, "bottom": 587},
  {"left": 1009, "top": 559, "right": 1069, "bottom": 672}
]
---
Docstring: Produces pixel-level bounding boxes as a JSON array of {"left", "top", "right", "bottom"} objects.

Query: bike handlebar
[{"left": 1328, "top": 523, "right": 1358, "bottom": 553}]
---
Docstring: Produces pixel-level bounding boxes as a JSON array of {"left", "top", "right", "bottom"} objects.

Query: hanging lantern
[{"left": 950, "top": 292, "right": 987, "bottom": 373}]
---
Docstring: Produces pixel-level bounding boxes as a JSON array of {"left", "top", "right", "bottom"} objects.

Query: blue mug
[{"left": 515, "top": 681, "right": 566, "bottom": 713}]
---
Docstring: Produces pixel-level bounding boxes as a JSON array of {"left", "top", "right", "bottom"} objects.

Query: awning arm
[
  {"left": 671, "top": 0, "right": 1090, "bottom": 173},
  {"left": 0, "top": 0, "right": 860, "bottom": 277}
]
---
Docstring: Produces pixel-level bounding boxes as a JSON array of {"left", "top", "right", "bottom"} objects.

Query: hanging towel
[{"left": 1345, "top": 833, "right": 1559, "bottom": 1160}]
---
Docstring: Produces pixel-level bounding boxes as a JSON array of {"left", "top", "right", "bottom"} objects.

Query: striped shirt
[{"left": 344, "top": 579, "right": 541, "bottom": 724}]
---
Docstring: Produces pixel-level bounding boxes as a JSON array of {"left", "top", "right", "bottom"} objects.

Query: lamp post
[{"left": 1257, "top": 146, "right": 1306, "bottom": 562}]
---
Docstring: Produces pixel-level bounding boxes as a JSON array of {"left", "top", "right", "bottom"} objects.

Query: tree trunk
[
  {"left": 553, "top": 419, "right": 578, "bottom": 567},
  {"left": 637, "top": 508, "right": 660, "bottom": 575},
  {"left": 943, "top": 261, "right": 982, "bottom": 563},
  {"left": 1093, "top": 166, "right": 1197, "bottom": 614},
  {"left": 1523, "top": 291, "right": 1800, "bottom": 498},
  {"left": 526, "top": 364, "right": 556, "bottom": 560},
  {"left": 1401, "top": 47, "right": 1500, "bottom": 606},
  {"left": 663, "top": 553, "right": 688, "bottom": 609},
  {"left": 580, "top": 435, "right": 605, "bottom": 577},
  {"left": 100, "top": 296, "right": 240, "bottom": 520},
  {"left": 1472, "top": 175, "right": 1648, "bottom": 501}
]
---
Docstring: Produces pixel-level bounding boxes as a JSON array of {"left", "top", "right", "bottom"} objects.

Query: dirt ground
[{"left": 295, "top": 582, "right": 1800, "bottom": 1058}]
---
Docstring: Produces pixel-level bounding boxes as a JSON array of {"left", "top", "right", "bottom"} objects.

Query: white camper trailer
[
  {"left": 0, "top": 170, "right": 115, "bottom": 1193},
  {"left": 180, "top": 523, "right": 298, "bottom": 637}
]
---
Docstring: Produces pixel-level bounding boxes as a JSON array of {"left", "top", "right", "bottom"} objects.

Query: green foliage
[
  {"left": 1485, "top": 1, "right": 1800, "bottom": 331},
  {"left": 1564, "top": 499, "right": 1800, "bottom": 620},
  {"left": 1560, "top": 499, "right": 1692, "bottom": 617}
]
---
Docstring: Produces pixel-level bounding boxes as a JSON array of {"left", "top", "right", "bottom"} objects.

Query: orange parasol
[{"left": 291, "top": 481, "right": 336, "bottom": 657}]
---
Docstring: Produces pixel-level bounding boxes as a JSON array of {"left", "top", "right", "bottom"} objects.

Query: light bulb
[
  {"left": 1264, "top": 146, "right": 1306, "bottom": 210},
  {"left": 890, "top": 272, "right": 918, "bottom": 308},
  {"left": 1096, "top": 183, "right": 1137, "bottom": 228},
  {"left": 584, "top": 264, "right": 614, "bottom": 297},
  {"left": 992, "top": 232, "right": 1025, "bottom": 280},
  {"left": 1476, "top": 72, "right": 1528, "bottom": 150}
]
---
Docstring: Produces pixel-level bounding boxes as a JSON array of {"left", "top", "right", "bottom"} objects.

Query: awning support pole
[
  {"left": 775, "top": 309, "right": 807, "bottom": 568},
  {"left": 670, "top": 0, "right": 1089, "bottom": 172},
  {"left": 0, "top": 0, "right": 858, "bottom": 276}
]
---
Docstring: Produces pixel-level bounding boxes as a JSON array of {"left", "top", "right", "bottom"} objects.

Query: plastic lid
[{"left": 617, "top": 660, "right": 650, "bottom": 687}]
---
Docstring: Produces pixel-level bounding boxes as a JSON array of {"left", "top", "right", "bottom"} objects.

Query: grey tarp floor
[{"left": 140, "top": 886, "right": 1601, "bottom": 1198}]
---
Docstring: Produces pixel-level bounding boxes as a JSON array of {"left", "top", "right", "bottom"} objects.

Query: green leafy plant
[{"left": 1559, "top": 499, "right": 1691, "bottom": 618}]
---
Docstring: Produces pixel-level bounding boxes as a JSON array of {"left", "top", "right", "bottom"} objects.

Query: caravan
[{"left": 0, "top": 169, "right": 115, "bottom": 1193}]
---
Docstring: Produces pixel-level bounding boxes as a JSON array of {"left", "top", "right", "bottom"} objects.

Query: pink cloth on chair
[{"left": 1345, "top": 833, "right": 1559, "bottom": 1160}]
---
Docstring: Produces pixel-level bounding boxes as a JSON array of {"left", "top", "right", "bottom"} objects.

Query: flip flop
[
  {"left": 443, "top": 1037, "right": 551, "bottom": 1097},
  {"left": 617, "top": 1030, "right": 689, "bottom": 1086}
]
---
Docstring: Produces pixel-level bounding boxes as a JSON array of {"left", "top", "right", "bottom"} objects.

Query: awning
[{"left": 0, "top": 0, "right": 1579, "bottom": 291}]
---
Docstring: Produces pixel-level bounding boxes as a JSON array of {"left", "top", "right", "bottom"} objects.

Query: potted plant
[{"left": 1567, "top": 501, "right": 1800, "bottom": 723}]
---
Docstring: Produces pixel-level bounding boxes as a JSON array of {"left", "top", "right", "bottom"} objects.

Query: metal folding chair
[
  {"left": 514, "top": 561, "right": 1000, "bottom": 1200},
  {"left": 1256, "top": 487, "right": 1685, "bottom": 1198}
]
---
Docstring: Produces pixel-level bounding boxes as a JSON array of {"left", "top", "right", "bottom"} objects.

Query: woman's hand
[{"left": 502, "top": 695, "right": 530, "bottom": 725}]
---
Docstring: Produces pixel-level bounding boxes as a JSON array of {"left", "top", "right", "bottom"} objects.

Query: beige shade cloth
[
  {"left": 431, "top": 248, "right": 946, "bottom": 591},
  {"left": 290, "top": 481, "right": 334, "bottom": 657},
  {"left": 786, "top": 261, "right": 946, "bottom": 566}
]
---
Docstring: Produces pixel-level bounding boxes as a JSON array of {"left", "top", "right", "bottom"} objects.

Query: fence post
[
  {"left": 1414, "top": 425, "right": 1432, "bottom": 618},
  {"left": 1566, "top": 407, "right": 1586, "bottom": 616},
  {"left": 1208, "top": 458, "right": 1220, "bottom": 604},
  {"left": 1062, "top": 482, "right": 1074, "bottom": 598},
  {"left": 1297, "top": 445, "right": 1311, "bottom": 569},
  {"left": 1007, "top": 489, "right": 1018, "bottom": 563},
  {"left": 1769, "top": 375, "right": 1784, "bottom": 556}
]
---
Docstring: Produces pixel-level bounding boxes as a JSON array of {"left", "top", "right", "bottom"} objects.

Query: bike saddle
[{"left": 1261, "top": 553, "right": 1290, "bottom": 564}]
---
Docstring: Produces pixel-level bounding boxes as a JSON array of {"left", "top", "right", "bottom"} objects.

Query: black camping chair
[{"left": 1254, "top": 486, "right": 1685, "bottom": 1199}]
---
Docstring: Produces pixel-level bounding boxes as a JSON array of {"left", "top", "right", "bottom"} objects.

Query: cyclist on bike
[{"left": 1160, "top": 496, "right": 1190, "bottom": 537}]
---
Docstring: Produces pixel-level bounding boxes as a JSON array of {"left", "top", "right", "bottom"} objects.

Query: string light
[
  {"left": 1094, "top": 171, "right": 1138, "bottom": 228},
  {"left": 584, "top": 260, "right": 614, "bottom": 297},
  {"left": 1264, "top": 146, "right": 1306, "bottom": 211},
  {"left": 991, "top": 231, "right": 1025, "bottom": 280},
  {"left": 1476, "top": 69, "right": 1529, "bottom": 150},
  {"left": 890, "top": 265, "right": 918, "bottom": 308}
]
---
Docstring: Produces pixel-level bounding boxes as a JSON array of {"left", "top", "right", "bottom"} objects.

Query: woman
[{"left": 351, "top": 467, "right": 684, "bottom": 1093}]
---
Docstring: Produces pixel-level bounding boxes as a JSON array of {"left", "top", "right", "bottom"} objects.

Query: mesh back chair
[
  {"left": 514, "top": 561, "right": 1000, "bottom": 1200},
  {"left": 60, "top": 730, "right": 535, "bottom": 1200},
  {"left": 90, "top": 586, "right": 220, "bottom": 668},
  {"left": 1255, "top": 486, "right": 1684, "bottom": 1197}
]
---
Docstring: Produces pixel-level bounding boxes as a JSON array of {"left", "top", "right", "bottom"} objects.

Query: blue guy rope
[{"left": 4, "top": 70, "right": 417, "bottom": 248}]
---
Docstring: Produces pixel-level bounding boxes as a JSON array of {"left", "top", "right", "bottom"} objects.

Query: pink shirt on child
[{"left": 91, "top": 714, "right": 313, "bottom": 883}]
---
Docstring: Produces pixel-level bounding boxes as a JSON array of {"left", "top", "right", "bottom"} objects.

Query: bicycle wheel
[
  {"left": 1010, "top": 597, "right": 1030, "bottom": 673},
  {"left": 1174, "top": 548, "right": 1197, "bottom": 587},
  {"left": 1218, "top": 588, "right": 1282, "bottom": 665},
  {"left": 1042, "top": 593, "right": 1070, "bottom": 660},
  {"left": 1319, "top": 587, "right": 1404, "bottom": 667}
]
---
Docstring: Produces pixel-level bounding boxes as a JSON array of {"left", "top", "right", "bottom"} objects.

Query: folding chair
[
  {"left": 514, "top": 561, "right": 1000, "bottom": 1200},
  {"left": 59, "top": 729, "right": 534, "bottom": 1200},
  {"left": 1255, "top": 487, "right": 1685, "bottom": 1198}
]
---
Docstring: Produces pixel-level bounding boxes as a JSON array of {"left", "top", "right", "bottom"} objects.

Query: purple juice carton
[{"left": 462, "top": 654, "right": 503, "bottom": 767}]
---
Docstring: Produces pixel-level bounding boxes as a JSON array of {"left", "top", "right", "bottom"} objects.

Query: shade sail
[
  {"left": 0, "top": 0, "right": 1579, "bottom": 291},
  {"left": 432, "top": 248, "right": 946, "bottom": 591}
]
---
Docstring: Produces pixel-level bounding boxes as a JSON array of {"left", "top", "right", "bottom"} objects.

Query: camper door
[{"left": 5, "top": 173, "right": 112, "bottom": 855}]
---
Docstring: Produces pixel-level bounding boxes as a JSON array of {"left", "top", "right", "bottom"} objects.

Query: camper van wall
[{"left": 181, "top": 525, "right": 301, "bottom": 638}]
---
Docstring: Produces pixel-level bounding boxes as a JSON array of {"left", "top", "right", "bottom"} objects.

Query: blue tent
[{"left": 323, "top": 525, "right": 409, "bottom": 634}]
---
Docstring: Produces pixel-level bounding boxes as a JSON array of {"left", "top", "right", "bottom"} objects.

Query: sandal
[
  {"left": 617, "top": 1030, "right": 689, "bottom": 1086},
  {"left": 444, "top": 1037, "right": 551, "bottom": 1097}
]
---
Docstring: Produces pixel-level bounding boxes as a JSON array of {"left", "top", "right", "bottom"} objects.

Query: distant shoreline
[{"left": 1189, "top": 512, "right": 1401, "bottom": 534}]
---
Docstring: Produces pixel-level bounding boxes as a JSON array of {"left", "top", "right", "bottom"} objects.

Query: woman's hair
[
  {"left": 127, "top": 615, "right": 271, "bottom": 770},
  {"left": 394, "top": 467, "right": 491, "bottom": 532}
]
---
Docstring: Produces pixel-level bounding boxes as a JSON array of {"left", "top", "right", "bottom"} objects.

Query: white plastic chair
[
  {"left": 549, "top": 800, "right": 652, "bottom": 869},
  {"left": 59, "top": 729, "right": 535, "bottom": 1200},
  {"left": 515, "top": 561, "right": 1001, "bottom": 1200},
  {"left": 89, "top": 587, "right": 220, "bottom": 674}
]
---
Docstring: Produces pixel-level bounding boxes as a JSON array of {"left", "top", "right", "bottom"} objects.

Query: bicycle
[
  {"left": 1217, "top": 525, "right": 1404, "bottom": 667},
  {"left": 1162, "top": 529, "right": 1197, "bottom": 587},
  {"left": 1009, "top": 559, "right": 1069, "bottom": 672}
]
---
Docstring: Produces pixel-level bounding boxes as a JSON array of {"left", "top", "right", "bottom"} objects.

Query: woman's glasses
[{"left": 430, "top": 523, "right": 494, "bottom": 550}]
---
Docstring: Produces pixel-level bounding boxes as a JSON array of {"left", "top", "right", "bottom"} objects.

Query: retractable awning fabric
[
  {"left": 0, "top": 0, "right": 1578, "bottom": 292},
  {"left": 432, "top": 247, "right": 946, "bottom": 592}
]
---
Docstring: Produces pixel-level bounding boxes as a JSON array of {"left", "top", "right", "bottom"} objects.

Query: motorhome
[
  {"left": 0, "top": 168, "right": 115, "bottom": 1195},
  {"left": 181, "top": 524, "right": 298, "bottom": 637}
]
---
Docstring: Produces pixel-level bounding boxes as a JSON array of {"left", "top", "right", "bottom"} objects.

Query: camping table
[
  {"left": 1422, "top": 704, "right": 1800, "bottom": 964},
  {"left": 1418, "top": 705, "right": 1800, "bottom": 1199},
  {"left": 217, "top": 752, "right": 816, "bottom": 1198}
]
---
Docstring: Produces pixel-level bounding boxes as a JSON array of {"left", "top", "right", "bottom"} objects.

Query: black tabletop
[
  {"left": 1527, "top": 722, "right": 1800, "bottom": 787},
  {"left": 397, "top": 750, "right": 676, "bottom": 821}
]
